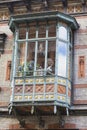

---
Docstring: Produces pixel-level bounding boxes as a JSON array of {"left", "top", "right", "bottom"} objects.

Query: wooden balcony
[
  {"left": 9, "top": 75, "right": 71, "bottom": 115},
  {"left": 8, "top": 11, "right": 79, "bottom": 116}
]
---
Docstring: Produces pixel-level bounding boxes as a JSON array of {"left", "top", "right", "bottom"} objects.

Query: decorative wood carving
[
  {"left": 0, "top": 1, "right": 86, "bottom": 21},
  {"left": 78, "top": 56, "right": 85, "bottom": 78},
  {"left": 6, "top": 61, "right": 11, "bottom": 80}
]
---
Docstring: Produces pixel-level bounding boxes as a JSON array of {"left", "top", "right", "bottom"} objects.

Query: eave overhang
[{"left": 9, "top": 11, "right": 79, "bottom": 32}]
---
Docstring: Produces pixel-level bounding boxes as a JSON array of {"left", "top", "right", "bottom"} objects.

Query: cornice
[
  {"left": 0, "top": 1, "right": 86, "bottom": 22},
  {"left": 9, "top": 11, "right": 79, "bottom": 32}
]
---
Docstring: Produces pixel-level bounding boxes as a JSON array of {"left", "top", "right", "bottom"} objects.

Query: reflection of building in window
[
  {"left": 37, "top": 42, "right": 45, "bottom": 69},
  {"left": 48, "top": 41, "right": 55, "bottom": 75},
  {"left": 6, "top": 61, "right": 11, "bottom": 80},
  {"left": 57, "top": 41, "right": 67, "bottom": 77},
  {"left": 15, "top": 21, "right": 76, "bottom": 78},
  {"left": 18, "top": 43, "right": 25, "bottom": 64},
  {"left": 47, "top": 58, "right": 54, "bottom": 75},
  {"left": 78, "top": 56, "right": 85, "bottom": 78},
  {"left": 38, "top": 43, "right": 45, "bottom": 56}
]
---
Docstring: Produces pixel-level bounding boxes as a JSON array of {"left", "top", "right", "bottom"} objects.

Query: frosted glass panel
[
  {"left": 58, "top": 41, "right": 67, "bottom": 77},
  {"left": 59, "top": 26, "right": 67, "bottom": 40}
]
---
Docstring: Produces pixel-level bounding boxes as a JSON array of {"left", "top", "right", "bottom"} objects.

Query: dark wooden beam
[
  {"left": 42, "top": 0, "right": 49, "bottom": 10},
  {"left": 7, "top": 3, "right": 14, "bottom": 14},
  {"left": 0, "top": 0, "right": 22, "bottom": 4},
  {"left": 61, "top": 0, "right": 67, "bottom": 7},
  {"left": 24, "top": 0, "right": 31, "bottom": 12},
  {"left": 81, "top": 0, "right": 86, "bottom": 5}
]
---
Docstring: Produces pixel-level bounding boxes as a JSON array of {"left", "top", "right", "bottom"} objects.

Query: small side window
[{"left": 6, "top": 61, "right": 11, "bottom": 80}]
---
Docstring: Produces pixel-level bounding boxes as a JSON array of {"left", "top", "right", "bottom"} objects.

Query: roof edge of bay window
[{"left": 9, "top": 11, "right": 79, "bottom": 32}]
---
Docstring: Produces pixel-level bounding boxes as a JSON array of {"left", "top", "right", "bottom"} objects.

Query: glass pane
[
  {"left": 19, "top": 24, "right": 26, "bottom": 39},
  {"left": 48, "top": 21, "right": 56, "bottom": 37},
  {"left": 29, "top": 23, "right": 36, "bottom": 39},
  {"left": 59, "top": 26, "right": 67, "bottom": 40},
  {"left": 38, "top": 22, "right": 46, "bottom": 38},
  {"left": 26, "top": 42, "right": 35, "bottom": 76},
  {"left": 58, "top": 41, "right": 67, "bottom": 77},
  {"left": 36, "top": 41, "right": 45, "bottom": 76},
  {"left": 47, "top": 41, "right": 56, "bottom": 75},
  {"left": 16, "top": 42, "right": 26, "bottom": 76}
]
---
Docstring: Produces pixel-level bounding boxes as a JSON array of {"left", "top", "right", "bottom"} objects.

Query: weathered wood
[
  {"left": 24, "top": 0, "right": 32, "bottom": 12},
  {"left": 7, "top": 3, "right": 14, "bottom": 14}
]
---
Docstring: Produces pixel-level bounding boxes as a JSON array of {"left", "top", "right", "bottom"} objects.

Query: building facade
[{"left": 0, "top": 0, "right": 87, "bottom": 130}]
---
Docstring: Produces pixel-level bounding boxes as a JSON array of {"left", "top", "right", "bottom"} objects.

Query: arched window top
[{"left": 59, "top": 26, "right": 67, "bottom": 40}]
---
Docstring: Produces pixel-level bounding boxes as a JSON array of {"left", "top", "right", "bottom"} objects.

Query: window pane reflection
[
  {"left": 26, "top": 42, "right": 35, "bottom": 76},
  {"left": 29, "top": 23, "right": 36, "bottom": 39},
  {"left": 36, "top": 41, "right": 45, "bottom": 76},
  {"left": 58, "top": 41, "right": 67, "bottom": 77},
  {"left": 47, "top": 41, "right": 56, "bottom": 75},
  {"left": 16, "top": 43, "right": 26, "bottom": 76},
  {"left": 59, "top": 26, "right": 67, "bottom": 40},
  {"left": 38, "top": 22, "right": 46, "bottom": 38},
  {"left": 48, "top": 21, "right": 56, "bottom": 37},
  {"left": 19, "top": 24, "right": 26, "bottom": 39}
]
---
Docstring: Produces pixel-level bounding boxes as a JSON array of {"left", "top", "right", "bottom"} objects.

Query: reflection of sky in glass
[
  {"left": 58, "top": 41, "right": 67, "bottom": 77},
  {"left": 59, "top": 26, "right": 67, "bottom": 40}
]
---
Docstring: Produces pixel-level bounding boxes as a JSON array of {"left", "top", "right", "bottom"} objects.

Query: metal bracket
[
  {"left": 66, "top": 107, "right": 69, "bottom": 116},
  {"left": 12, "top": 107, "right": 26, "bottom": 128},
  {"left": 38, "top": 116, "right": 45, "bottom": 128},
  {"left": 8, "top": 103, "right": 13, "bottom": 115},
  {"left": 59, "top": 116, "right": 65, "bottom": 128}
]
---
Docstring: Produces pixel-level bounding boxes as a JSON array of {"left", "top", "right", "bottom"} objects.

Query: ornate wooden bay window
[{"left": 9, "top": 11, "right": 79, "bottom": 115}]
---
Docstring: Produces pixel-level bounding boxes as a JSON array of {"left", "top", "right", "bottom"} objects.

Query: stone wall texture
[{"left": 73, "top": 16, "right": 87, "bottom": 105}]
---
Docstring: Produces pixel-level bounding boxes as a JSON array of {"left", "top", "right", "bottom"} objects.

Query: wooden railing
[{"left": 12, "top": 76, "right": 71, "bottom": 107}]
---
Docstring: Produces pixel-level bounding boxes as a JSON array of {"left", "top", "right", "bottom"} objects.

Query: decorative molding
[
  {"left": 74, "top": 100, "right": 87, "bottom": 104},
  {"left": 77, "top": 29, "right": 87, "bottom": 33},
  {"left": 74, "top": 45, "right": 87, "bottom": 49},
  {"left": 48, "top": 123, "right": 76, "bottom": 129},
  {"left": 0, "top": 12, "right": 9, "bottom": 21},
  {"left": 0, "top": 86, "right": 10, "bottom": 91},
  {"left": 4, "top": 50, "right": 12, "bottom": 54},
  {"left": 74, "top": 84, "right": 87, "bottom": 88},
  {"left": 9, "top": 123, "right": 35, "bottom": 129},
  {"left": 0, "top": 2, "right": 86, "bottom": 21},
  {"left": 0, "top": 102, "right": 9, "bottom": 106}
]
